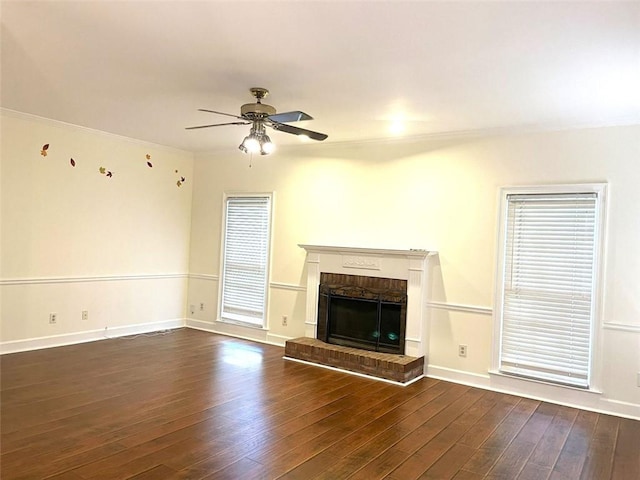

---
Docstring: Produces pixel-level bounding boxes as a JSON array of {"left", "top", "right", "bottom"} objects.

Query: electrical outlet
[
  {"left": 282, "top": 315, "right": 288, "bottom": 326},
  {"left": 190, "top": 304, "right": 195, "bottom": 315},
  {"left": 82, "top": 310, "right": 89, "bottom": 321},
  {"left": 637, "top": 372, "right": 640, "bottom": 387},
  {"left": 49, "top": 313, "right": 57, "bottom": 324},
  {"left": 458, "top": 344, "right": 468, "bottom": 357},
  {"left": 200, "top": 303, "right": 205, "bottom": 311}
]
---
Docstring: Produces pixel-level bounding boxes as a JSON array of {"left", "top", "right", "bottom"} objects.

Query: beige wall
[
  {"left": 188, "top": 125, "right": 640, "bottom": 411},
  {"left": 0, "top": 111, "right": 194, "bottom": 346},
  {"left": 1, "top": 109, "right": 637, "bottom": 415}
]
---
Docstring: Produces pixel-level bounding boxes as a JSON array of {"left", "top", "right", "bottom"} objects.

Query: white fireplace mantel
[
  {"left": 298, "top": 244, "right": 433, "bottom": 258},
  {"left": 298, "top": 244, "right": 437, "bottom": 364}
]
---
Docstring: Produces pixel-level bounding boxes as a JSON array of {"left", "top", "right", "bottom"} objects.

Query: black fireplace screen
[
  {"left": 317, "top": 273, "right": 407, "bottom": 355},
  {"left": 327, "top": 295, "right": 404, "bottom": 354}
]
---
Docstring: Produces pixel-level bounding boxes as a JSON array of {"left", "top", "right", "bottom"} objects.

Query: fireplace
[
  {"left": 291, "top": 245, "right": 436, "bottom": 382},
  {"left": 317, "top": 273, "right": 407, "bottom": 354}
]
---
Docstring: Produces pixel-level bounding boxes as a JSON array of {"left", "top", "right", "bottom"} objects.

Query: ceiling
[{"left": 2, "top": 1, "right": 639, "bottom": 152}]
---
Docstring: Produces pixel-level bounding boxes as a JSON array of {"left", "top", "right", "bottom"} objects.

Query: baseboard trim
[
  {"left": 185, "top": 319, "right": 289, "bottom": 348},
  {"left": 266, "top": 333, "right": 291, "bottom": 347},
  {"left": 426, "top": 364, "right": 639, "bottom": 421},
  {"left": 185, "top": 319, "right": 217, "bottom": 331},
  {"left": 0, "top": 319, "right": 186, "bottom": 354},
  {"left": 426, "top": 365, "right": 492, "bottom": 387}
]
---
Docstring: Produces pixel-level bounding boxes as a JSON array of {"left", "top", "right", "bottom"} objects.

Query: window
[
  {"left": 494, "top": 184, "right": 606, "bottom": 389},
  {"left": 219, "top": 194, "right": 272, "bottom": 328}
]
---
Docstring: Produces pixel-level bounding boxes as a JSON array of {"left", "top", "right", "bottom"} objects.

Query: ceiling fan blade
[
  {"left": 268, "top": 111, "right": 313, "bottom": 123},
  {"left": 185, "top": 121, "right": 249, "bottom": 130},
  {"left": 269, "top": 121, "right": 328, "bottom": 141},
  {"left": 198, "top": 108, "right": 246, "bottom": 120}
]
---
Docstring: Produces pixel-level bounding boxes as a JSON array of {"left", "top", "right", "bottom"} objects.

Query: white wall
[
  {"left": 188, "top": 125, "right": 640, "bottom": 417},
  {"left": 0, "top": 111, "right": 194, "bottom": 351}
]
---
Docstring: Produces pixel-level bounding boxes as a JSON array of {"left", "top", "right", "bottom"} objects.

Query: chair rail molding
[{"left": 1, "top": 273, "right": 188, "bottom": 286}]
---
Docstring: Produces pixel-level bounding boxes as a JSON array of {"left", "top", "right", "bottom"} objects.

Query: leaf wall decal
[{"left": 35, "top": 144, "right": 185, "bottom": 189}]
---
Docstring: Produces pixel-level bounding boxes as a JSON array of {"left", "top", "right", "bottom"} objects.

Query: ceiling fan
[{"left": 186, "top": 87, "right": 328, "bottom": 155}]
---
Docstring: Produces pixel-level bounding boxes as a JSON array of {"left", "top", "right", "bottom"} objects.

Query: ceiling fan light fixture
[
  {"left": 260, "top": 135, "right": 275, "bottom": 155},
  {"left": 239, "top": 134, "right": 260, "bottom": 154}
]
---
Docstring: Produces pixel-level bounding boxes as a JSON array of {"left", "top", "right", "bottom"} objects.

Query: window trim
[
  {"left": 217, "top": 192, "right": 274, "bottom": 330},
  {"left": 492, "top": 183, "right": 607, "bottom": 392}
]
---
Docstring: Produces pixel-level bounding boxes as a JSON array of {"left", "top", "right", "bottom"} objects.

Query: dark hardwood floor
[{"left": 1, "top": 328, "right": 638, "bottom": 479}]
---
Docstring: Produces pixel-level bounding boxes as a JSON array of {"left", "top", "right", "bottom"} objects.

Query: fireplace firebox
[{"left": 317, "top": 273, "right": 407, "bottom": 355}]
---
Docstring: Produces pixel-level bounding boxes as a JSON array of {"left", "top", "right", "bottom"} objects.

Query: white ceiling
[{"left": 2, "top": 1, "right": 639, "bottom": 152}]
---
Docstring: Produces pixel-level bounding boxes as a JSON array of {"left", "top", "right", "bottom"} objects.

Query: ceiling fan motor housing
[{"left": 241, "top": 102, "right": 276, "bottom": 118}]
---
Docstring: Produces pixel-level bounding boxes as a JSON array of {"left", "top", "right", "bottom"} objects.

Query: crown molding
[{"left": 0, "top": 108, "right": 193, "bottom": 156}]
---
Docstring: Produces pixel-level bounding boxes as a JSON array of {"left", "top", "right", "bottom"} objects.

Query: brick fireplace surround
[{"left": 285, "top": 245, "right": 436, "bottom": 384}]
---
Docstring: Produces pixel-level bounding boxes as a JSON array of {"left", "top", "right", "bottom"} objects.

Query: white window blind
[
  {"left": 499, "top": 192, "right": 599, "bottom": 388},
  {"left": 220, "top": 195, "right": 271, "bottom": 327}
]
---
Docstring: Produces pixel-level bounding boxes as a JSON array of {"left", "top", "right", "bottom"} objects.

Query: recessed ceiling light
[{"left": 389, "top": 119, "right": 406, "bottom": 135}]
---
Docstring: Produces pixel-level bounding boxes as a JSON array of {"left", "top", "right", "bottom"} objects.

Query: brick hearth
[{"left": 284, "top": 337, "right": 424, "bottom": 384}]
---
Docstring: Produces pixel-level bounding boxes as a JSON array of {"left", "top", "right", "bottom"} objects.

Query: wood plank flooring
[{"left": 1, "top": 328, "right": 638, "bottom": 479}]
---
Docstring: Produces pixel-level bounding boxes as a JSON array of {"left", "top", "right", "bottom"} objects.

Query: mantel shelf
[{"left": 298, "top": 244, "right": 437, "bottom": 259}]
